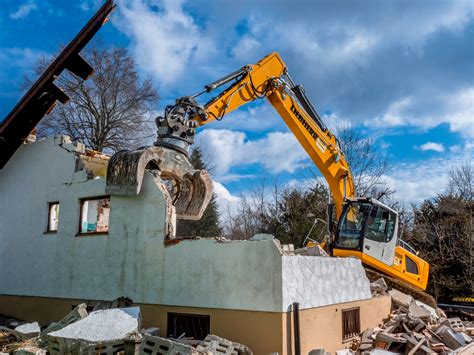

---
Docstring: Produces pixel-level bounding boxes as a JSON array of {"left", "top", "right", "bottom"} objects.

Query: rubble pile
[
  {"left": 0, "top": 299, "right": 252, "bottom": 355},
  {"left": 350, "top": 279, "right": 474, "bottom": 354}
]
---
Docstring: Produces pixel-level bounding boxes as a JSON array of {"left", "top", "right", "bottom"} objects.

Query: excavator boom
[
  {"left": 155, "top": 53, "right": 355, "bottom": 217},
  {"left": 155, "top": 52, "right": 430, "bottom": 293}
]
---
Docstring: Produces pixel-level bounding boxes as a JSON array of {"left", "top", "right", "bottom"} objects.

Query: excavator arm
[{"left": 155, "top": 52, "right": 355, "bottom": 217}]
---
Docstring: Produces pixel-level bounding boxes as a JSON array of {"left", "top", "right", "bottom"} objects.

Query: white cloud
[
  {"left": 366, "top": 87, "right": 474, "bottom": 138},
  {"left": 116, "top": 0, "right": 215, "bottom": 84},
  {"left": 10, "top": 1, "right": 37, "bottom": 20},
  {"left": 418, "top": 142, "right": 445, "bottom": 152},
  {"left": 212, "top": 180, "right": 241, "bottom": 218},
  {"left": 196, "top": 129, "right": 308, "bottom": 177},
  {"left": 445, "top": 87, "right": 474, "bottom": 138},
  {"left": 232, "top": 36, "right": 261, "bottom": 61}
]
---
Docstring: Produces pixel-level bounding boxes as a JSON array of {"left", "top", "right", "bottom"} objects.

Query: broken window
[
  {"left": 342, "top": 307, "right": 360, "bottom": 341},
  {"left": 79, "top": 197, "right": 110, "bottom": 235},
  {"left": 46, "top": 202, "right": 60, "bottom": 233},
  {"left": 167, "top": 313, "right": 210, "bottom": 340}
]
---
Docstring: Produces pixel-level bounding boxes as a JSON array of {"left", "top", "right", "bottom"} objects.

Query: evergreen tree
[{"left": 176, "top": 147, "right": 222, "bottom": 238}]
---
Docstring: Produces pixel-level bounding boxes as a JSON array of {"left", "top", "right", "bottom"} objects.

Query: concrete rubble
[
  {"left": 346, "top": 281, "right": 473, "bottom": 354},
  {"left": 0, "top": 299, "right": 252, "bottom": 354}
]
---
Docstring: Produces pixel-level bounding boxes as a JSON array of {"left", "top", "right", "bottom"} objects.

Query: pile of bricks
[{"left": 351, "top": 284, "right": 473, "bottom": 354}]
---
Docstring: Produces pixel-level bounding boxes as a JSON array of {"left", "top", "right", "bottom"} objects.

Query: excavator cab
[
  {"left": 334, "top": 198, "right": 398, "bottom": 260},
  {"left": 333, "top": 197, "right": 430, "bottom": 291}
]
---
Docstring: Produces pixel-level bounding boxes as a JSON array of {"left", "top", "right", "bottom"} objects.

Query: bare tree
[
  {"left": 30, "top": 46, "right": 158, "bottom": 152},
  {"left": 448, "top": 163, "right": 473, "bottom": 201},
  {"left": 336, "top": 126, "right": 393, "bottom": 200}
]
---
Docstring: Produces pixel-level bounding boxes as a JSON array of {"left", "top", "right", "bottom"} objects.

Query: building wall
[
  {"left": 0, "top": 137, "right": 283, "bottom": 311},
  {"left": 0, "top": 294, "right": 391, "bottom": 354},
  {"left": 0, "top": 137, "right": 372, "bottom": 314}
]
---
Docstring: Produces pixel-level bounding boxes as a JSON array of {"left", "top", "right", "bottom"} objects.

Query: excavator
[{"left": 153, "top": 52, "right": 434, "bottom": 305}]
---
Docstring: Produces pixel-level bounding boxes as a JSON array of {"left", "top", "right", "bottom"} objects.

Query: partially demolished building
[{"left": 0, "top": 136, "right": 392, "bottom": 353}]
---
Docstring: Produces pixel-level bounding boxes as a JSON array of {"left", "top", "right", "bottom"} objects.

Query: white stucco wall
[{"left": 0, "top": 137, "right": 371, "bottom": 312}]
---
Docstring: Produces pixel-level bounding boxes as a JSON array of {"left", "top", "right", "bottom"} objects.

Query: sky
[{"left": 1, "top": 0, "right": 473, "bottom": 214}]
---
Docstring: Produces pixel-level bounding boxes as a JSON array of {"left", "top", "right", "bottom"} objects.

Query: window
[
  {"left": 46, "top": 202, "right": 60, "bottom": 233},
  {"left": 365, "top": 206, "right": 389, "bottom": 242},
  {"left": 405, "top": 256, "right": 419, "bottom": 275},
  {"left": 342, "top": 307, "right": 360, "bottom": 341},
  {"left": 79, "top": 197, "right": 110, "bottom": 235},
  {"left": 167, "top": 313, "right": 210, "bottom": 340},
  {"left": 337, "top": 203, "right": 371, "bottom": 249}
]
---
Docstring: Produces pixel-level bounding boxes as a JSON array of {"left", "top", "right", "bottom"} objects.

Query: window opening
[
  {"left": 405, "top": 256, "right": 419, "bottom": 275},
  {"left": 342, "top": 307, "right": 360, "bottom": 341},
  {"left": 47, "top": 202, "right": 60, "bottom": 232},
  {"left": 79, "top": 197, "right": 110, "bottom": 234},
  {"left": 167, "top": 313, "right": 210, "bottom": 340}
]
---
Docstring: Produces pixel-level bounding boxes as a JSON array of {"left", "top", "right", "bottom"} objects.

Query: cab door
[{"left": 362, "top": 205, "right": 390, "bottom": 264}]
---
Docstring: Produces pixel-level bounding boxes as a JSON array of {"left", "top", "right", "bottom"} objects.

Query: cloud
[
  {"left": 213, "top": 180, "right": 240, "bottom": 212},
  {"left": 116, "top": 0, "right": 215, "bottom": 85},
  {"left": 10, "top": 1, "right": 37, "bottom": 20},
  {"left": 196, "top": 129, "right": 308, "bottom": 177},
  {"left": 366, "top": 87, "right": 474, "bottom": 138},
  {"left": 418, "top": 142, "right": 445, "bottom": 152}
]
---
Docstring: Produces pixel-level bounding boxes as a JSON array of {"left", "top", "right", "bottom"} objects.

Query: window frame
[
  {"left": 77, "top": 195, "right": 111, "bottom": 236},
  {"left": 45, "top": 201, "right": 60, "bottom": 234},
  {"left": 167, "top": 312, "right": 210, "bottom": 340},
  {"left": 342, "top": 307, "right": 360, "bottom": 342}
]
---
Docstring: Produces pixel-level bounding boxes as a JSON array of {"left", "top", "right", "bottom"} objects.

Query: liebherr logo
[{"left": 290, "top": 104, "right": 326, "bottom": 153}]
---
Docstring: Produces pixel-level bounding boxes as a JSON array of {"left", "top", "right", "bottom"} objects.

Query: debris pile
[
  {"left": 350, "top": 279, "right": 473, "bottom": 354},
  {"left": 0, "top": 298, "right": 252, "bottom": 355}
]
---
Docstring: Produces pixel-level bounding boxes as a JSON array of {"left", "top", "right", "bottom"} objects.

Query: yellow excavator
[{"left": 154, "top": 52, "right": 433, "bottom": 303}]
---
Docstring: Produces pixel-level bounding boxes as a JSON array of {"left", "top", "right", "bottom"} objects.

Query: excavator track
[{"left": 364, "top": 268, "right": 438, "bottom": 309}]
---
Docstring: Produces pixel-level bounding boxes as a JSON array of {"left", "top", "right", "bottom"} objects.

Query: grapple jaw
[{"left": 105, "top": 145, "right": 212, "bottom": 220}]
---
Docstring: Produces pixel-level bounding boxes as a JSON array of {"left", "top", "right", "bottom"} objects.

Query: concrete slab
[
  {"left": 48, "top": 307, "right": 140, "bottom": 342},
  {"left": 388, "top": 289, "right": 413, "bottom": 308},
  {"left": 15, "top": 322, "right": 40, "bottom": 336}
]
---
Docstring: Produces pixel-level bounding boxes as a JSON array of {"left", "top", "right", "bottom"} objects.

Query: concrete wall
[{"left": 0, "top": 137, "right": 372, "bottom": 315}]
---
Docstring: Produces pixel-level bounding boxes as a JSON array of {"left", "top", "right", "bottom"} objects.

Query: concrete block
[
  {"left": 15, "top": 322, "right": 40, "bottom": 336},
  {"left": 388, "top": 289, "right": 413, "bottom": 309},
  {"left": 436, "top": 325, "right": 465, "bottom": 350},
  {"left": 444, "top": 317, "right": 466, "bottom": 332},
  {"left": 197, "top": 334, "right": 252, "bottom": 354},
  {"left": 48, "top": 307, "right": 140, "bottom": 343},
  {"left": 140, "top": 334, "right": 199, "bottom": 354},
  {"left": 408, "top": 302, "right": 432, "bottom": 319}
]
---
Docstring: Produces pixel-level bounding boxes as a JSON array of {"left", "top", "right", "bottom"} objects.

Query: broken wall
[{"left": 0, "top": 136, "right": 372, "bottom": 315}]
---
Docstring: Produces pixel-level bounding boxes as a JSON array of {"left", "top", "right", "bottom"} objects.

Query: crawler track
[{"left": 364, "top": 268, "right": 437, "bottom": 309}]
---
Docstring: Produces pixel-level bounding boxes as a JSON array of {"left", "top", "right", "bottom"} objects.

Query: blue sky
[{"left": 1, "top": 0, "right": 473, "bottom": 211}]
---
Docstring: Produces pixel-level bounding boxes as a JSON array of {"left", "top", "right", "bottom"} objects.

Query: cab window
[
  {"left": 337, "top": 203, "right": 371, "bottom": 249},
  {"left": 365, "top": 206, "right": 388, "bottom": 242},
  {"left": 366, "top": 206, "right": 397, "bottom": 243}
]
